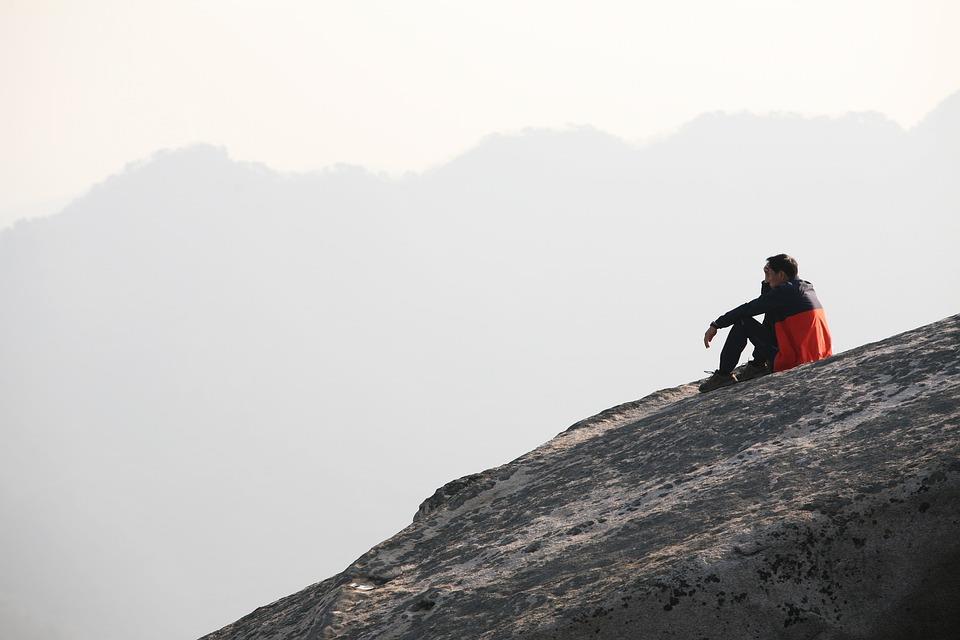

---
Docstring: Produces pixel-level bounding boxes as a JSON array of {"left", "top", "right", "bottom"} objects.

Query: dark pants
[{"left": 719, "top": 317, "right": 778, "bottom": 374}]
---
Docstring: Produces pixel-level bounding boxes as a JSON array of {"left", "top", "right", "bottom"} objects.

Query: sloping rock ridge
[{"left": 201, "top": 314, "right": 960, "bottom": 640}]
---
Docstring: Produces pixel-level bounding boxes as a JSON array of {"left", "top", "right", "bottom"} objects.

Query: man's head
[{"left": 764, "top": 254, "right": 798, "bottom": 288}]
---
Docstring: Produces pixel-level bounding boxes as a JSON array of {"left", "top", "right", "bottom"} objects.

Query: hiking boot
[
  {"left": 698, "top": 370, "right": 737, "bottom": 393},
  {"left": 737, "top": 359, "right": 772, "bottom": 382}
]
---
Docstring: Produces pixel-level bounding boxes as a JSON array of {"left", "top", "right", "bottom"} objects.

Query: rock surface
[{"left": 200, "top": 314, "right": 960, "bottom": 640}]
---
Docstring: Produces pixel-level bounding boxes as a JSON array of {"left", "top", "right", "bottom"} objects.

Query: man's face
[{"left": 764, "top": 263, "right": 789, "bottom": 288}]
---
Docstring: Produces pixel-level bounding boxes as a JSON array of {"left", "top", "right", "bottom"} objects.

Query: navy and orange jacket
[{"left": 713, "top": 279, "right": 832, "bottom": 372}]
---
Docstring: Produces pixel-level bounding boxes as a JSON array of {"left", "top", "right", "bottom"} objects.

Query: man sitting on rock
[{"left": 699, "top": 253, "right": 833, "bottom": 393}]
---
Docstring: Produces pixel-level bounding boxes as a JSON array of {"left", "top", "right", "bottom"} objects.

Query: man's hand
[{"left": 704, "top": 324, "right": 718, "bottom": 348}]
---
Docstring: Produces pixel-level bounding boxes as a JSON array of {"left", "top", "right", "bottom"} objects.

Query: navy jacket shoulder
[{"left": 713, "top": 279, "right": 818, "bottom": 328}]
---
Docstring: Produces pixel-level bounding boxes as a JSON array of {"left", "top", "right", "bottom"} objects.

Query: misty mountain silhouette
[
  {"left": 913, "top": 89, "right": 960, "bottom": 139},
  {"left": 1, "top": 90, "right": 958, "bottom": 640},
  {"left": 200, "top": 313, "right": 960, "bottom": 639}
]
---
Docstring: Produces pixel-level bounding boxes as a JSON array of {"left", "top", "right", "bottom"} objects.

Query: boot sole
[{"left": 698, "top": 377, "right": 739, "bottom": 393}]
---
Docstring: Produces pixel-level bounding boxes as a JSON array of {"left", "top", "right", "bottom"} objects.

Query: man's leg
[
  {"left": 719, "top": 317, "right": 777, "bottom": 374},
  {"left": 752, "top": 315, "right": 776, "bottom": 364}
]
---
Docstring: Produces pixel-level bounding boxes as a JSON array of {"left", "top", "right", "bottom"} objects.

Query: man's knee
[{"left": 729, "top": 317, "right": 756, "bottom": 338}]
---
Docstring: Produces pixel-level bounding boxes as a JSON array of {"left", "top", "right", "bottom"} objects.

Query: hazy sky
[
  {"left": 3, "top": 3, "right": 959, "bottom": 639},
  {"left": 3, "top": 0, "right": 958, "bottom": 227}
]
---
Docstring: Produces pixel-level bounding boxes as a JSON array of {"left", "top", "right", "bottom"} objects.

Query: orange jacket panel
[{"left": 772, "top": 307, "right": 832, "bottom": 372}]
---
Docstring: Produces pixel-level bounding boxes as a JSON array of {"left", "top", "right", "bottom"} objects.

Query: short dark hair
[{"left": 766, "top": 254, "right": 798, "bottom": 279}]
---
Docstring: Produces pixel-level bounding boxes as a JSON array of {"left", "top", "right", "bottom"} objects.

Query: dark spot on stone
[
  {"left": 783, "top": 602, "right": 805, "bottom": 627},
  {"left": 919, "top": 502, "right": 931, "bottom": 512},
  {"left": 523, "top": 541, "right": 543, "bottom": 553},
  {"left": 566, "top": 520, "right": 595, "bottom": 536},
  {"left": 852, "top": 537, "right": 866, "bottom": 548},
  {"left": 411, "top": 599, "right": 435, "bottom": 612},
  {"left": 734, "top": 544, "right": 766, "bottom": 557}
]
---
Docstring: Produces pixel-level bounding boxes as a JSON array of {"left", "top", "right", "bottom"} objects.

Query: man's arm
[
  {"left": 704, "top": 286, "right": 782, "bottom": 349},
  {"left": 712, "top": 291, "right": 779, "bottom": 329}
]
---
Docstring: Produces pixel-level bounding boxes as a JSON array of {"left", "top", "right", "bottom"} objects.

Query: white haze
[
  {"left": 0, "top": 93, "right": 958, "bottom": 639},
  {"left": 4, "top": 0, "right": 959, "bottom": 226}
]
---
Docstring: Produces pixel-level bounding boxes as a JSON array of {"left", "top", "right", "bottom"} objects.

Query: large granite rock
[{"left": 201, "top": 313, "right": 960, "bottom": 639}]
